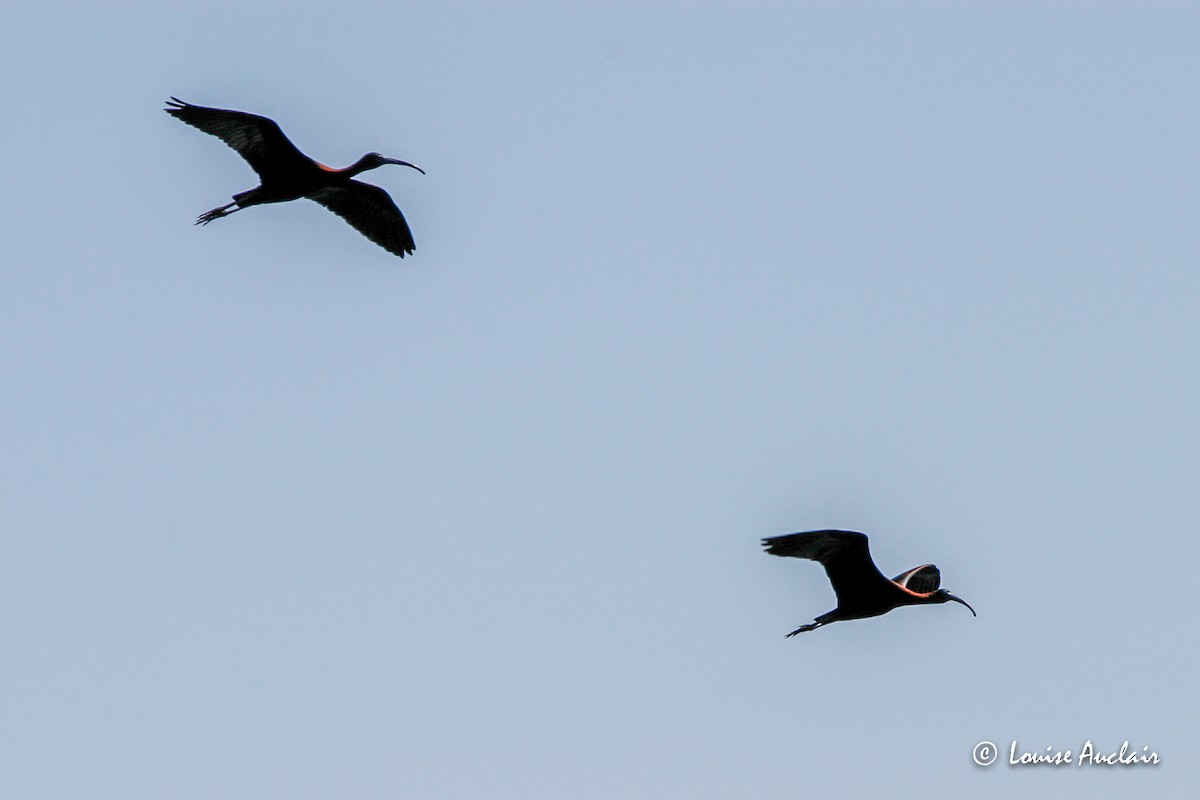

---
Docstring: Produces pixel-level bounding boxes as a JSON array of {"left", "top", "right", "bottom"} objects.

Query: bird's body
[
  {"left": 165, "top": 98, "right": 423, "bottom": 257},
  {"left": 762, "top": 530, "right": 975, "bottom": 636}
]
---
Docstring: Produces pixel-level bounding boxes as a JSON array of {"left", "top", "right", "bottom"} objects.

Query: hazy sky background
[{"left": 2, "top": 3, "right": 1196, "bottom": 798}]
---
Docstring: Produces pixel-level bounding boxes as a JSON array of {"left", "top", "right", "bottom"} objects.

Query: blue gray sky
[{"left": 2, "top": 3, "right": 1196, "bottom": 798}]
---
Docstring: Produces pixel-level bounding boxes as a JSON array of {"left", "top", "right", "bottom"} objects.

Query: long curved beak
[
  {"left": 383, "top": 158, "right": 425, "bottom": 175},
  {"left": 945, "top": 592, "right": 977, "bottom": 617}
]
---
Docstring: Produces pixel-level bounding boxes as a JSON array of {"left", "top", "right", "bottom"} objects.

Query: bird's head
[
  {"left": 931, "top": 589, "right": 976, "bottom": 616},
  {"left": 357, "top": 152, "right": 425, "bottom": 175}
]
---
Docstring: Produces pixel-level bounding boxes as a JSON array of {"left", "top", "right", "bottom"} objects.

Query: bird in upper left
[{"left": 165, "top": 97, "right": 424, "bottom": 257}]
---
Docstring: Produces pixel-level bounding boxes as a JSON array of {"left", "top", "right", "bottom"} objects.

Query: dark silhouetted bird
[
  {"left": 166, "top": 97, "right": 423, "bottom": 257},
  {"left": 762, "top": 529, "right": 975, "bottom": 636}
]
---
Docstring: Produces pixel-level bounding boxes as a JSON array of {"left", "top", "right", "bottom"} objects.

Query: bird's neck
[{"left": 339, "top": 156, "right": 378, "bottom": 178}]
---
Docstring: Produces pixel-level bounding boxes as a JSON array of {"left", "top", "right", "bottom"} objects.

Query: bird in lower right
[{"left": 762, "top": 529, "right": 976, "bottom": 636}]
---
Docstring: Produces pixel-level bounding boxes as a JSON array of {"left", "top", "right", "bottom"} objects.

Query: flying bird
[
  {"left": 762, "top": 529, "right": 975, "bottom": 636},
  {"left": 165, "top": 97, "right": 424, "bottom": 257}
]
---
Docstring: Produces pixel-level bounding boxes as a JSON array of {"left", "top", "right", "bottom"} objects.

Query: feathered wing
[
  {"left": 892, "top": 564, "right": 941, "bottom": 594},
  {"left": 762, "top": 530, "right": 892, "bottom": 606},
  {"left": 165, "top": 97, "right": 312, "bottom": 180},
  {"left": 309, "top": 181, "right": 416, "bottom": 257}
]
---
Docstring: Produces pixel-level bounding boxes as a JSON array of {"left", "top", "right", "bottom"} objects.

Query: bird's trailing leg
[
  {"left": 785, "top": 621, "right": 825, "bottom": 637},
  {"left": 196, "top": 202, "right": 239, "bottom": 226},
  {"left": 784, "top": 608, "right": 839, "bottom": 637}
]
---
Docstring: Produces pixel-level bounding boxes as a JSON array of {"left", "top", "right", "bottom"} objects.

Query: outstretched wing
[
  {"left": 309, "top": 181, "right": 416, "bottom": 257},
  {"left": 165, "top": 97, "right": 312, "bottom": 180},
  {"left": 892, "top": 564, "right": 941, "bottom": 594},
  {"left": 762, "top": 530, "right": 892, "bottom": 606}
]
